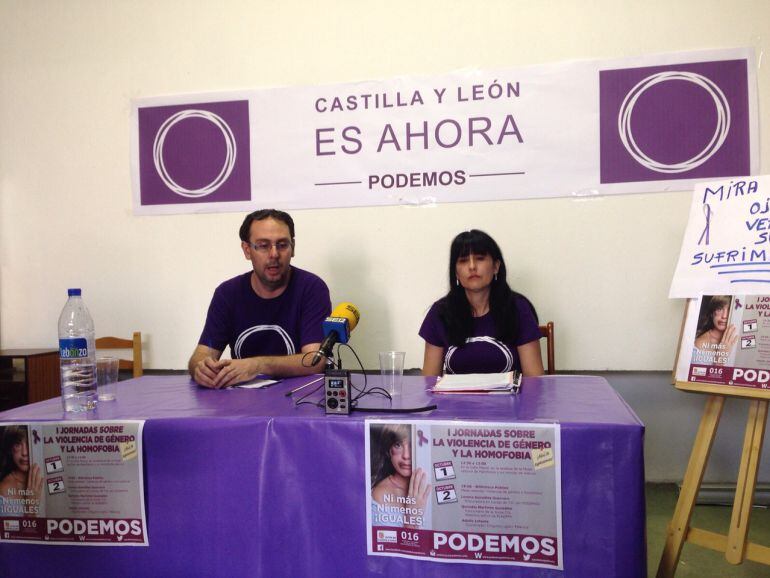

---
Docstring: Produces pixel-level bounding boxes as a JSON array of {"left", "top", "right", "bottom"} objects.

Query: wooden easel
[{"left": 657, "top": 380, "right": 770, "bottom": 575}]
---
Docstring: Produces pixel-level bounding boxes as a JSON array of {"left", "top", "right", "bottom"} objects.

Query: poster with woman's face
[
  {"left": 691, "top": 295, "right": 734, "bottom": 366},
  {"left": 368, "top": 423, "right": 428, "bottom": 527},
  {"left": 0, "top": 425, "right": 43, "bottom": 517},
  {"left": 680, "top": 294, "right": 770, "bottom": 389},
  {"left": 365, "top": 419, "right": 563, "bottom": 569},
  {"left": 0, "top": 420, "right": 148, "bottom": 545}
]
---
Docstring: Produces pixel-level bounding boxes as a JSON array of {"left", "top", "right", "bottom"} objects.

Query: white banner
[{"left": 131, "top": 47, "right": 757, "bottom": 215}]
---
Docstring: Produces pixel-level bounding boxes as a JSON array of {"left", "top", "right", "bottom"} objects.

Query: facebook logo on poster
[
  {"left": 599, "top": 59, "right": 750, "bottom": 184},
  {"left": 137, "top": 100, "right": 251, "bottom": 205}
]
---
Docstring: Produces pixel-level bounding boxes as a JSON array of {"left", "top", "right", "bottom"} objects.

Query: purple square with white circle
[
  {"left": 599, "top": 59, "right": 750, "bottom": 184},
  {"left": 138, "top": 100, "right": 251, "bottom": 205}
]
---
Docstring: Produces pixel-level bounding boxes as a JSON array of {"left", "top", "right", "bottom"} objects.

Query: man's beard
[{"left": 256, "top": 263, "right": 290, "bottom": 289}]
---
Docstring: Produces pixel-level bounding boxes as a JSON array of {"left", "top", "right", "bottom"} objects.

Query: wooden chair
[
  {"left": 95, "top": 331, "right": 143, "bottom": 378},
  {"left": 538, "top": 322, "right": 555, "bottom": 375}
]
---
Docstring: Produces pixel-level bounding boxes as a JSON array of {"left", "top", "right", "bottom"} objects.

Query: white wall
[{"left": 1, "top": 0, "right": 768, "bottom": 373}]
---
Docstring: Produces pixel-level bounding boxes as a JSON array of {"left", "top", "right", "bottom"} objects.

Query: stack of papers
[{"left": 432, "top": 371, "right": 522, "bottom": 394}]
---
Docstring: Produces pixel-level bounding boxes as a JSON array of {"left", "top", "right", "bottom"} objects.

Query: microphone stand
[{"left": 284, "top": 353, "right": 338, "bottom": 397}]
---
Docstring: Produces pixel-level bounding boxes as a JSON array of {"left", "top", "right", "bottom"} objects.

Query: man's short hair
[{"left": 239, "top": 209, "right": 295, "bottom": 242}]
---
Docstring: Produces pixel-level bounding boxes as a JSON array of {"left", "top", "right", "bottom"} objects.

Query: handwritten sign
[{"left": 670, "top": 176, "right": 770, "bottom": 298}]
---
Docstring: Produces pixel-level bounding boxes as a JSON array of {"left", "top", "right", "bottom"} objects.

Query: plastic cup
[
  {"left": 96, "top": 356, "right": 119, "bottom": 401},
  {"left": 379, "top": 351, "right": 405, "bottom": 395}
]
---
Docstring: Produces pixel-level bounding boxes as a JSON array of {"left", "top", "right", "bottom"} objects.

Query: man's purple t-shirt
[
  {"left": 199, "top": 267, "right": 331, "bottom": 359},
  {"left": 419, "top": 296, "right": 541, "bottom": 374}
]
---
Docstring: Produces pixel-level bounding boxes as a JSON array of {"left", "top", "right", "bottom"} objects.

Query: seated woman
[{"left": 420, "top": 229, "right": 544, "bottom": 376}]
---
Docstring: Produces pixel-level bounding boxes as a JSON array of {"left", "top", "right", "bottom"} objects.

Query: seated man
[{"left": 189, "top": 209, "right": 331, "bottom": 388}]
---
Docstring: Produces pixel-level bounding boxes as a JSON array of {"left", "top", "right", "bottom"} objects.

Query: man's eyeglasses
[{"left": 248, "top": 240, "right": 293, "bottom": 254}]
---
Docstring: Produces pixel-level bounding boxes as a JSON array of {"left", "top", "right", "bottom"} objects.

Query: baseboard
[{"left": 677, "top": 482, "right": 770, "bottom": 506}]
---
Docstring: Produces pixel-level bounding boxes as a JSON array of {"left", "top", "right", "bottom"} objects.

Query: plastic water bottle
[{"left": 58, "top": 288, "right": 97, "bottom": 412}]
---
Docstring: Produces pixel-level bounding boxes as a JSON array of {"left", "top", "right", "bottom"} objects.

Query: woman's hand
[
  {"left": 715, "top": 324, "right": 738, "bottom": 365},
  {"left": 27, "top": 463, "right": 43, "bottom": 517},
  {"left": 721, "top": 324, "right": 738, "bottom": 348},
  {"left": 405, "top": 467, "right": 432, "bottom": 528}
]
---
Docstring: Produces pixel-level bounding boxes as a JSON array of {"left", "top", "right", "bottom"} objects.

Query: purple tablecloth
[{"left": 0, "top": 374, "right": 645, "bottom": 577}]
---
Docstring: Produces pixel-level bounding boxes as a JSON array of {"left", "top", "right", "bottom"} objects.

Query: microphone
[{"left": 311, "top": 302, "right": 361, "bottom": 366}]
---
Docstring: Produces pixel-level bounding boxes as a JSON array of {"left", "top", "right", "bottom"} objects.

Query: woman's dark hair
[
  {"left": 0, "top": 425, "right": 27, "bottom": 481},
  {"left": 370, "top": 424, "right": 410, "bottom": 489},
  {"left": 696, "top": 295, "right": 731, "bottom": 338},
  {"left": 438, "top": 229, "right": 537, "bottom": 346}
]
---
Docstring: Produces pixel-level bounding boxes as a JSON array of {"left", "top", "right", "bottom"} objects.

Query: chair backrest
[
  {"left": 95, "top": 331, "right": 143, "bottom": 378},
  {"left": 538, "top": 322, "right": 555, "bottom": 375}
]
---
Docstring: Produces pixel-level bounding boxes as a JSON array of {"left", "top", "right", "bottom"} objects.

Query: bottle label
[{"left": 59, "top": 338, "right": 88, "bottom": 359}]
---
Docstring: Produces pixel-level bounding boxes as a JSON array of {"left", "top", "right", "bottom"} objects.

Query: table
[
  {"left": 0, "top": 349, "right": 60, "bottom": 410},
  {"left": 0, "top": 374, "right": 645, "bottom": 577}
]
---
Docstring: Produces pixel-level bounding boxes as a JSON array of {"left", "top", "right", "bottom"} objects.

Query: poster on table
[
  {"left": 676, "top": 294, "right": 770, "bottom": 390},
  {"left": 669, "top": 175, "right": 770, "bottom": 298},
  {"left": 365, "top": 419, "right": 562, "bottom": 569},
  {"left": 130, "top": 47, "right": 757, "bottom": 215},
  {"left": 0, "top": 421, "right": 147, "bottom": 546}
]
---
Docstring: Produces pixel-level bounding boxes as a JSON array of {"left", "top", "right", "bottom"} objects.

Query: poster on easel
[
  {"left": 661, "top": 176, "right": 770, "bottom": 574},
  {"left": 676, "top": 294, "right": 770, "bottom": 390},
  {"left": 0, "top": 421, "right": 148, "bottom": 546},
  {"left": 669, "top": 174, "right": 770, "bottom": 399}
]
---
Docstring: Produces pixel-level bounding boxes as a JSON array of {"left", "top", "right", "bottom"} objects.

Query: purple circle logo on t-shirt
[
  {"left": 234, "top": 325, "right": 296, "bottom": 359},
  {"left": 444, "top": 337, "right": 514, "bottom": 374}
]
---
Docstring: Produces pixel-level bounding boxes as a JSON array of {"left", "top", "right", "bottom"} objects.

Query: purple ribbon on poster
[{"left": 698, "top": 203, "right": 712, "bottom": 246}]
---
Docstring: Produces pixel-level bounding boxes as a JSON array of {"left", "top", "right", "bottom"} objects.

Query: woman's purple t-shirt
[
  {"left": 199, "top": 267, "right": 331, "bottom": 359},
  {"left": 419, "top": 296, "right": 541, "bottom": 374}
]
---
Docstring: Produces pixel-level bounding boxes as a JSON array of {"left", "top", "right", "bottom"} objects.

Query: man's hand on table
[
  {"left": 193, "top": 357, "right": 259, "bottom": 389},
  {"left": 194, "top": 357, "right": 260, "bottom": 389}
]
